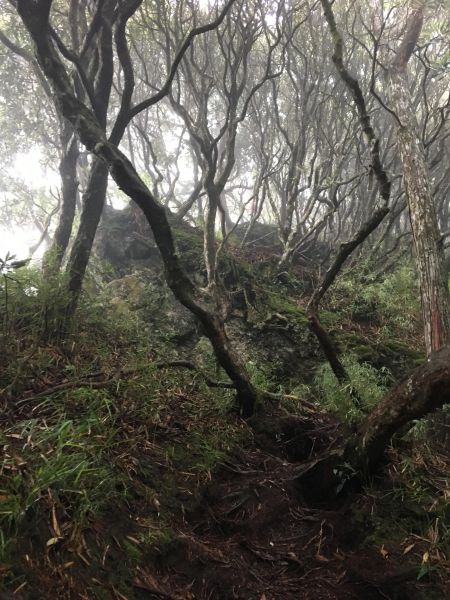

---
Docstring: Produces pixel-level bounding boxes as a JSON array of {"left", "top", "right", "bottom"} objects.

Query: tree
[
  {"left": 5, "top": 0, "right": 450, "bottom": 478},
  {"left": 385, "top": 2, "right": 450, "bottom": 355},
  {"left": 319, "top": 0, "right": 450, "bottom": 471},
  {"left": 14, "top": 0, "right": 261, "bottom": 417},
  {"left": 162, "top": 0, "right": 282, "bottom": 287}
]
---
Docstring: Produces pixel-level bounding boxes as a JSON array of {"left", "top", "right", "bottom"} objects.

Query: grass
[
  {"left": 0, "top": 390, "right": 124, "bottom": 559},
  {"left": 357, "top": 439, "right": 450, "bottom": 588},
  {"left": 314, "top": 355, "right": 392, "bottom": 424},
  {"left": 2, "top": 258, "right": 446, "bottom": 597},
  {"left": 1, "top": 360, "right": 244, "bottom": 595},
  {"left": 0, "top": 267, "right": 245, "bottom": 596}
]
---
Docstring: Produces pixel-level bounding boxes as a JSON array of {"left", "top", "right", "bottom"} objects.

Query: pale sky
[{"left": 0, "top": 150, "right": 59, "bottom": 259}]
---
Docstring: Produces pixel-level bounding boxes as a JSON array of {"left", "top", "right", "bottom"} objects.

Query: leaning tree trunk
[
  {"left": 351, "top": 346, "right": 450, "bottom": 469},
  {"left": 303, "top": 346, "right": 450, "bottom": 497},
  {"left": 16, "top": 0, "right": 259, "bottom": 417}
]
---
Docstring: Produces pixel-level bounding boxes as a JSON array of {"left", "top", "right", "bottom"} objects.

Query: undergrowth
[
  {"left": 359, "top": 439, "right": 450, "bottom": 587},
  {"left": 329, "top": 261, "right": 421, "bottom": 340},
  {"left": 314, "top": 355, "right": 392, "bottom": 424},
  {"left": 1, "top": 258, "right": 448, "bottom": 597},
  {"left": 0, "top": 266, "right": 244, "bottom": 596}
]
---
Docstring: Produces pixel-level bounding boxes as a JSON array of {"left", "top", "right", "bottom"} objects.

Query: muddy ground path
[{"left": 134, "top": 444, "right": 430, "bottom": 600}]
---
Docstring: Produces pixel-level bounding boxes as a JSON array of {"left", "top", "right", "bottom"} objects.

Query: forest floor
[
  {"left": 3, "top": 382, "right": 449, "bottom": 600},
  {"left": 1, "top": 259, "right": 449, "bottom": 599},
  {"left": 127, "top": 436, "right": 450, "bottom": 600}
]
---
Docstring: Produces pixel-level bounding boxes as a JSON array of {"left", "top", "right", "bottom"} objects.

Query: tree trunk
[
  {"left": 43, "top": 121, "right": 79, "bottom": 272},
  {"left": 386, "top": 65, "right": 450, "bottom": 355},
  {"left": 352, "top": 346, "right": 450, "bottom": 469},
  {"left": 64, "top": 158, "right": 109, "bottom": 319},
  {"left": 306, "top": 206, "right": 389, "bottom": 385},
  {"left": 16, "top": 2, "right": 258, "bottom": 416},
  {"left": 204, "top": 194, "right": 218, "bottom": 287}
]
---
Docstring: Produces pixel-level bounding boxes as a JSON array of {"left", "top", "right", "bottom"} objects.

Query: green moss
[
  {"left": 337, "top": 331, "right": 425, "bottom": 377},
  {"left": 338, "top": 332, "right": 373, "bottom": 356},
  {"left": 383, "top": 339, "right": 424, "bottom": 362},
  {"left": 122, "top": 539, "right": 143, "bottom": 564},
  {"left": 173, "top": 224, "right": 204, "bottom": 265},
  {"left": 321, "top": 310, "right": 339, "bottom": 327},
  {"left": 265, "top": 290, "right": 308, "bottom": 321},
  {"left": 139, "top": 524, "right": 177, "bottom": 553}
]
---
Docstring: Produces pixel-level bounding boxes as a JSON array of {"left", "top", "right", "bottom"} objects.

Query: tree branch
[
  {"left": 127, "top": 0, "right": 237, "bottom": 121},
  {"left": 17, "top": 360, "right": 237, "bottom": 405}
]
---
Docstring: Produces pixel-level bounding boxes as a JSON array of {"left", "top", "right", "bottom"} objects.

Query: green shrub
[
  {"left": 331, "top": 262, "right": 420, "bottom": 333},
  {"left": 315, "top": 355, "right": 391, "bottom": 424},
  {"left": 0, "top": 260, "right": 74, "bottom": 340}
]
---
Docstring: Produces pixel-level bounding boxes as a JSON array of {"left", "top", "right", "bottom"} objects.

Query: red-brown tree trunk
[
  {"left": 349, "top": 5, "right": 450, "bottom": 469},
  {"left": 316, "top": 1, "right": 450, "bottom": 480},
  {"left": 387, "top": 68, "right": 450, "bottom": 354}
]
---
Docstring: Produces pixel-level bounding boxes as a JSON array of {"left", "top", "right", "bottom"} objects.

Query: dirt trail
[{"left": 135, "top": 447, "right": 425, "bottom": 600}]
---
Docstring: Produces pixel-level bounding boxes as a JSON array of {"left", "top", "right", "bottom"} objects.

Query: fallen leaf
[
  {"left": 403, "top": 544, "right": 415, "bottom": 555},
  {"left": 52, "top": 505, "right": 61, "bottom": 537},
  {"left": 316, "top": 554, "right": 330, "bottom": 562},
  {"left": 46, "top": 537, "right": 61, "bottom": 547},
  {"left": 126, "top": 536, "right": 140, "bottom": 545},
  {"left": 380, "top": 544, "right": 389, "bottom": 559}
]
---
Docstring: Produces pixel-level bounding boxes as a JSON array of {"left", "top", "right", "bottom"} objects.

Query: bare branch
[{"left": 128, "top": 0, "right": 237, "bottom": 122}]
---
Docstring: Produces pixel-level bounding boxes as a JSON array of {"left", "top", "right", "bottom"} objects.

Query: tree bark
[
  {"left": 65, "top": 158, "right": 109, "bottom": 317},
  {"left": 352, "top": 346, "right": 450, "bottom": 469},
  {"left": 43, "top": 121, "right": 79, "bottom": 272},
  {"left": 386, "top": 63, "right": 450, "bottom": 355},
  {"left": 307, "top": 206, "right": 389, "bottom": 384}
]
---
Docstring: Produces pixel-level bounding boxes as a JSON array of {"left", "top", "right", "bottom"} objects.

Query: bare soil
[{"left": 134, "top": 445, "right": 439, "bottom": 600}]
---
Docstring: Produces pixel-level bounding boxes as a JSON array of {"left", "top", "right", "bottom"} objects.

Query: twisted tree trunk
[{"left": 16, "top": 0, "right": 258, "bottom": 416}]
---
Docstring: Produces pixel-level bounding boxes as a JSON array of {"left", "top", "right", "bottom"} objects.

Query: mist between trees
[{"left": 1, "top": 0, "right": 450, "bottom": 479}]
